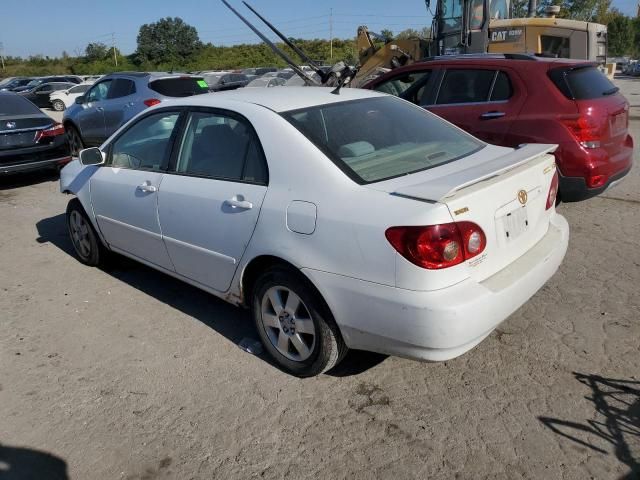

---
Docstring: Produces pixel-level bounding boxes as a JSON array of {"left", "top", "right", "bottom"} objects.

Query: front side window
[
  {"left": 175, "top": 111, "right": 267, "bottom": 184},
  {"left": 86, "top": 81, "right": 112, "bottom": 102},
  {"left": 374, "top": 71, "right": 429, "bottom": 97},
  {"left": 436, "top": 69, "right": 495, "bottom": 104},
  {"left": 109, "top": 112, "right": 180, "bottom": 171},
  {"left": 282, "top": 97, "right": 483, "bottom": 184}
]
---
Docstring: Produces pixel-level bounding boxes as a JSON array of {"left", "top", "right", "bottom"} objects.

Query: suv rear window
[
  {"left": 549, "top": 66, "right": 617, "bottom": 100},
  {"left": 282, "top": 96, "right": 483, "bottom": 184},
  {"left": 148, "top": 77, "right": 209, "bottom": 97}
]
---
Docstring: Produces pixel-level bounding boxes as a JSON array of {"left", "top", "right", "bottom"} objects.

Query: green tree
[
  {"left": 136, "top": 17, "right": 202, "bottom": 66},
  {"left": 606, "top": 11, "right": 633, "bottom": 56},
  {"left": 380, "top": 29, "right": 394, "bottom": 42},
  {"left": 85, "top": 42, "right": 108, "bottom": 61}
]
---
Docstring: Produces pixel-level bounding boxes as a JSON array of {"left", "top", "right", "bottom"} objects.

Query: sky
[{"left": 0, "top": 0, "right": 638, "bottom": 58}]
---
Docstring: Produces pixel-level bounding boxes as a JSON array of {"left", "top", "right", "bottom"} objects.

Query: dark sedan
[
  {"left": 202, "top": 73, "right": 249, "bottom": 92},
  {"left": 0, "top": 92, "right": 71, "bottom": 174},
  {"left": 18, "top": 82, "right": 75, "bottom": 108},
  {"left": 0, "top": 77, "right": 35, "bottom": 91},
  {"left": 12, "top": 76, "right": 82, "bottom": 93}
]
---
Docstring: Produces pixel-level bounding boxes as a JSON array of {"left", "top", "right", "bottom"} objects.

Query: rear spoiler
[{"left": 393, "top": 144, "right": 558, "bottom": 202}]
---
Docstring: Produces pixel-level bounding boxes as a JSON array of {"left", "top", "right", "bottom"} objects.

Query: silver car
[{"left": 63, "top": 72, "right": 208, "bottom": 155}]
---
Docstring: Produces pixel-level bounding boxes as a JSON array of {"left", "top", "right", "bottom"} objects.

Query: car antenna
[
  {"left": 221, "top": 0, "right": 321, "bottom": 86},
  {"left": 241, "top": 1, "right": 329, "bottom": 83}
]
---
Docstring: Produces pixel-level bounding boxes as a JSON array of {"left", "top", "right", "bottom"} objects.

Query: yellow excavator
[{"left": 353, "top": 0, "right": 608, "bottom": 86}]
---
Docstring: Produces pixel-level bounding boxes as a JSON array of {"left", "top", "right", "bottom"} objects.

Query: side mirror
[
  {"left": 75, "top": 96, "right": 85, "bottom": 105},
  {"left": 79, "top": 147, "right": 105, "bottom": 166}
]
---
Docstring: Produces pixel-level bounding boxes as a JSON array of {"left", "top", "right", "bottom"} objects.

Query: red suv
[{"left": 364, "top": 55, "right": 634, "bottom": 201}]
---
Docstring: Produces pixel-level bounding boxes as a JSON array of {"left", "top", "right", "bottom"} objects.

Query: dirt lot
[{"left": 1, "top": 79, "right": 639, "bottom": 480}]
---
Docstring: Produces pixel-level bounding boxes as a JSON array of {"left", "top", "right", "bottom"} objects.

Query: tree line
[{"left": 1, "top": 9, "right": 639, "bottom": 78}]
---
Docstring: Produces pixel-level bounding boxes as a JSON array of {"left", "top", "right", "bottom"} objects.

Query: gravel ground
[{"left": 1, "top": 79, "right": 639, "bottom": 480}]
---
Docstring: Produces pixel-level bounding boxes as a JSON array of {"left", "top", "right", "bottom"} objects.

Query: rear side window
[
  {"left": 0, "top": 95, "right": 41, "bottom": 115},
  {"left": 108, "top": 79, "right": 136, "bottom": 99},
  {"left": 175, "top": 111, "right": 268, "bottom": 184},
  {"left": 436, "top": 69, "right": 495, "bottom": 104},
  {"left": 490, "top": 71, "right": 512, "bottom": 101},
  {"left": 148, "top": 78, "right": 209, "bottom": 97},
  {"left": 549, "top": 66, "right": 617, "bottom": 100}
]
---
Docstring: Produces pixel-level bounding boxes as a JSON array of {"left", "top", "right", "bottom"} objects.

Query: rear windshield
[
  {"left": 148, "top": 77, "right": 209, "bottom": 97},
  {"left": 550, "top": 66, "right": 618, "bottom": 100},
  {"left": 0, "top": 95, "right": 41, "bottom": 116},
  {"left": 281, "top": 96, "right": 483, "bottom": 184}
]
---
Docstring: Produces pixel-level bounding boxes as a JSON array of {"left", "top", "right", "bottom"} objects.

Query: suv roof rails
[{"left": 419, "top": 53, "right": 538, "bottom": 62}]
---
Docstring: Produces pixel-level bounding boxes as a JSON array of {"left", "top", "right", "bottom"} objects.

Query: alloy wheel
[
  {"left": 69, "top": 210, "right": 91, "bottom": 259},
  {"left": 260, "top": 286, "right": 316, "bottom": 362}
]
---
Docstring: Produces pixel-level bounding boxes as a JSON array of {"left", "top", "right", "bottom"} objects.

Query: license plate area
[
  {"left": 0, "top": 132, "right": 37, "bottom": 149},
  {"left": 499, "top": 205, "right": 528, "bottom": 242}
]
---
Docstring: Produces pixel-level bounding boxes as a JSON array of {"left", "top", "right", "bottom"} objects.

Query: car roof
[
  {"left": 413, "top": 54, "right": 594, "bottom": 68},
  {"left": 166, "top": 86, "right": 387, "bottom": 112}
]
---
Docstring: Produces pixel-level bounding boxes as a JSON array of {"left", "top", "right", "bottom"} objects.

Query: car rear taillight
[
  {"left": 35, "top": 123, "right": 65, "bottom": 143},
  {"left": 385, "top": 222, "right": 486, "bottom": 270},
  {"left": 561, "top": 114, "right": 604, "bottom": 149},
  {"left": 545, "top": 170, "right": 559, "bottom": 210},
  {"left": 143, "top": 98, "right": 161, "bottom": 107}
]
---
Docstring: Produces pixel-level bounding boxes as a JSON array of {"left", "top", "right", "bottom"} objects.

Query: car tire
[
  {"left": 66, "top": 198, "right": 108, "bottom": 267},
  {"left": 66, "top": 125, "right": 84, "bottom": 157},
  {"left": 52, "top": 100, "right": 65, "bottom": 112},
  {"left": 252, "top": 266, "right": 347, "bottom": 377}
]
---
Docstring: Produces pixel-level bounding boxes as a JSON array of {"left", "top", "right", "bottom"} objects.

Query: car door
[
  {"left": 102, "top": 78, "right": 137, "bottom": 138},
  {"left": 32, "top": 84, "right": 53, "bottom": 107},
  {"left": 90, "top": 110, "right": 182, "bottom": 271},
  {"left": 75, "top": 80, "right": 112, "bottom": 145},
  {"left": 426, "top": 68, "right": 497, "bottom": 138},
  {"left": 157, "top": 109, "right": 268, "bottom": 292}
]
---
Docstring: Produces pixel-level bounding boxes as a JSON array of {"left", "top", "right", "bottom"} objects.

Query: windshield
[
  {"left": 247, "top": 79, "right": 270, "bottom": 87},
  {"left": 26, "top": 79, "right": 43, "bottom": 87},
  {"left": 282, "top": 96, "right": 483, "bottom": 184}
]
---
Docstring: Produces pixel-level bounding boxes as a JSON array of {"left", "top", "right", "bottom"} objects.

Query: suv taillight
[
  {"left": 385, "top": 222, "right": 486, "bottom": 270},
  {"left": 561, "top": 115, "right": 604, "bottom": 149},
  {"left": 143, "top": 98, "right": 161, "bottom": 107},
  {"left": 35, "top": 123, "right": 65, "bottom": 143},
  {"left": 546, "top": 170, "right": 559, "bottom": 210}
]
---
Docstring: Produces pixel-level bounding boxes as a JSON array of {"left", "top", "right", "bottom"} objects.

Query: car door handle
[
  {"left": 96, "top": 107, "right": 104, "bottom": 112},
  {"left": 224, "top": 198, "right": 253, "bottom": 210},
  {"left": 480, "top": 111, "right": 505, "bottom": 120},
  {"left": 137, "top": 183, "right": 157, "bottom": 193}
]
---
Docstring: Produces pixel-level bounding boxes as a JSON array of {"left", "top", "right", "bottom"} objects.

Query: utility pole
[
  {"left": 329, "top": 8, "right": 333, "bottom": 61},
  {"left": 111, "top": 32, "right": 118, "bottom": 67},
  {"left": 0, "top": 42, "right": 5, "bottom": 71}
]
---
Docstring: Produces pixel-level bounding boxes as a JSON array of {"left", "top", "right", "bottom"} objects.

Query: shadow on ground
[
  {"left": 0, "top": 170, "right": 59, "bottom": 191},
  {"left": 35, "top": 213, "right": 387, "bottom": 377},
  {"left": 0, "top": 443, "right": 68, "bottom": 480},
  {"left": 539, "top": 372, "right": 640, "bottom": 480}
]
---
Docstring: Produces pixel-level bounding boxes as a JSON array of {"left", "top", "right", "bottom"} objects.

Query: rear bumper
[
  {"left": 556, "top": 134, "right": 634, "bottom": 202},
  {"left": 303, "top": 214, "right": 569, "bottom": 362},
  {"left": 0, "top": 144, "right": 72, "bottom": 174},
  {"left": 559, "top": 165, "right": 632, "bottom": 202}
]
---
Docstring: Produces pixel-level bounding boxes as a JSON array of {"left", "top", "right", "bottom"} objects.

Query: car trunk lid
[
  {"left": 381, "top": 144, "right": 559, "bottom": 282},
  {"left": 0, "top": 115, "right": 54, "bottom": 151}
]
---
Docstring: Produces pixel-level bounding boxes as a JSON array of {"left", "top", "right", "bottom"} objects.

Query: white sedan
[
  {"left": 60, "top": 87, "right": 569, "bottom": 377},
  {"left": 49, "top": 83, "right": 93, "bottom": 111}
]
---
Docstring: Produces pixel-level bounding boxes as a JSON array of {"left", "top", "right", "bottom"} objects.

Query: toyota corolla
[{"left": 59, "top": 87, "right": 569, "bottom": 377}]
